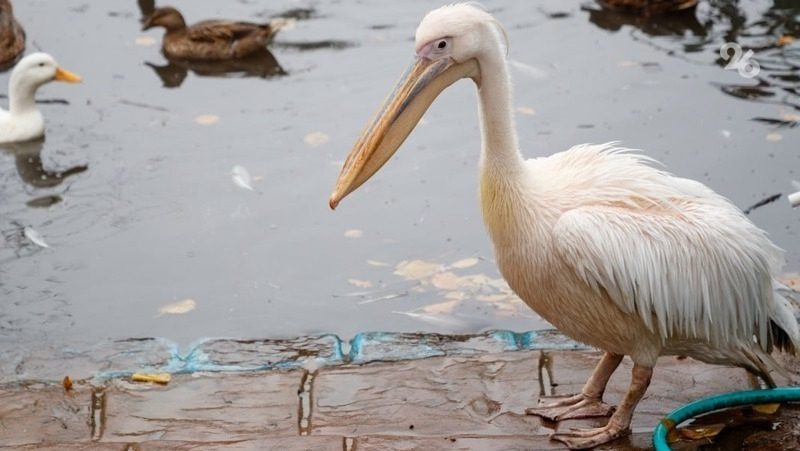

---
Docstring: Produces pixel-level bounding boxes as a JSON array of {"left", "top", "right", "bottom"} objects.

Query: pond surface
[{"left": 0, "top": 0, "right": 798, "bottom": 356}]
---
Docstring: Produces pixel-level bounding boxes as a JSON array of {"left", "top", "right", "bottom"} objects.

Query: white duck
[
  {"left": 0, "top": 52, "right": 80, "bottom": 143},
  {"left": 329, "top": 4, "right": 799, "bottom": 449}
]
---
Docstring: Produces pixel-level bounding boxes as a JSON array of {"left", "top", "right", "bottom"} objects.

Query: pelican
[{"left": 329, "top": 4, "right": 799, "bottom": 449}]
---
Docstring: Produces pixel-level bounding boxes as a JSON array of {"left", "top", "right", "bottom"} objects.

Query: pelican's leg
[
  {"left": 551, "top": 363, "right": 653, "bottom": 450},
  {"left": 526, "top": 352, "right": 622, "bottom": 421}
]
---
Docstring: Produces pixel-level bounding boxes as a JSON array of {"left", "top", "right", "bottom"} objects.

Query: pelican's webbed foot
[
  {"left": 551, "top": 422, "right": 631, "bottom": 449},
  {"left": 525, "top": 393, "right": 615, "bottom": 421}
]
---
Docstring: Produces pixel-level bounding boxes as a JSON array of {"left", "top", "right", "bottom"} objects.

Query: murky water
[{"left": 0, "top": 0, "right": 798, "bottom": 358}]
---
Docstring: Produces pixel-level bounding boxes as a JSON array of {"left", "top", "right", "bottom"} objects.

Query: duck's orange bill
[{"left": 54, "top": 67, "right": 82, "bottom": 83}]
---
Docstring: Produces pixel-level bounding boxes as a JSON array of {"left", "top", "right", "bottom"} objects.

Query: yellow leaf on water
[
  {"left": 777, "top": 35, "right": 795, "bottom": 46},
  {"left": 63, "top": 376, "right": 73, "bottom": 392},
  {"left": 344, "top": 229, "right": 363, "bottom": 239},
  {"left": 304, "top": 131, "right": 330, "bottom": 147},
  {"left": 477, "top": 294, "right": 512, "bottom": 303},
  {"left": 753, "top": 403, "right": 780, "bottom": 414},
  {"left": 158, "top": 299, "right": 196, "bottom": 316},
  {"left": 450, "top": 257, "right": 479, "bottom": 269},
  {"left": 394, "top": 260, "right": 443, "bottom": 281},
  {"left": 676, "top": 424, "right": 726, "bottom": 441},
  {"left": 367, "top": 259, "right": 390, "bottom": 267},
  {"left": 132, "top": 373, "right": 171, "bottom": 385},
  {"left": 515, "top": 106, "right": 536, "bottom": 116},
  {"left": 135, "top": 36, "right": 158, "bottom": 46},
  {"left": 431, "top": 272, "right": 461, "bottom": 290},
  {"left": 766, "top": 132, "right": 783, "bottom": 142},
  {"left": 782, "top": 113, "right": 800, "bottom": 123},
  {"left": 445, "top": 291, "right": 467, "bottom": 300},
  {"left": 419, "top": 300, "right": 460, "bottom": 315},
  {"left": 194, "top": 114, "right": 220, "bottom": 125},
  {"left": 348, "top": 278, "right": 373, "bottom": 288}
]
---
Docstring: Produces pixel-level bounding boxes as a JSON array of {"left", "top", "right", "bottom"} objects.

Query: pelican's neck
[
  {"left": 476, "top": 48, "right": 524, "bottom": 176},
  {"left": 8, "top": 74, "right": 41, "bottom": 116}
]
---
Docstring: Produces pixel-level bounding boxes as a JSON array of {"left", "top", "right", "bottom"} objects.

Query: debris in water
[
  {"left": 776, "top": 35, "right": 795, "bottom": 46},
  {"left": 766, "top": 132, "right": 783, "bottom": 142},
  {"left": 135, "top": 36, "right": 157, "bottom": 46},
  {"left": 157, "top": 298, "right": 196, "bottom": 316},
  {"left": 63, "top": 376, "right": 73, "bottom": 392},
  {"left": 344, "top": 229, "right": 363, "bottom": 239},
  {"left": 789, "top": 181, "right": 800, "bottom": 208},
  {"left": 450, "top": 257, "right": 479, "bottom": 269},
  {"left": 392, "top": 310, "right": 467, "bottom": 328},
  {"left": 231, "top": 165, "right": 255, "bottom": 191},
  {"left": 23, "top": 227, "right": 49, "bottom": 248},
  {"left": 743, "top": 193, "right": 781, "bottom": 215},
  {"left": 516, "top": 106, "right": 536, "bottom": 116},
  {"left": 132, "top": 372, "right": 171, "bottom": 385},
  {"left": 194, "top": 114, "right": 220, "bottom": 125},
  {"left": 348, "top": 278, "right": 373, "bottom": 288},
  {"left": 304, "top": 131, "right": 330, "bottom": 147},
  {"left": 752, "top": 403, "right": 780, "bottom": 414}
]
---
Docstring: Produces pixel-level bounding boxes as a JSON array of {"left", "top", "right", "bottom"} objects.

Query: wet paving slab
[{"left": 2, "top": 331, "right": 799, "bottom": 450}]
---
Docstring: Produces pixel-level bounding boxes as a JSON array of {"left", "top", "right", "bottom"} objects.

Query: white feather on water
[
  {"left": 23, "top": 227, "right": 49, "bottom": 248},
  {"left": 508, "top": 59, "right": 548, "bottom": 80},
  {"left": 231, "top": 165, "right": 254, "bottom": 191}
]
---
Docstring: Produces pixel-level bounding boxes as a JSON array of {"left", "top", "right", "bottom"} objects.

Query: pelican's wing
[{"left": 553, "top": 203, "right": 781, "bottom": 348}]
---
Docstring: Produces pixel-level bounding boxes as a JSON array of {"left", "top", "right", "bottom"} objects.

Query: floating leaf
[
  {"left": 132, "top": 373, "right": 171, "bottom": 385},
  {"left": 515, "top": 106, "right": 536, "bottom": 116},
  {"left": 753, "top": 403, "right": 781, "bottom": 414},
  {"left": 419, "top": 300, "right": 459, "bottom": 315},
  {"left": 676, "top": 424, "right": 726, "bottom": 441},
  {"left": 392, "top": 310, "right": 467, "bottom": 328},
  {"left": 431, "top": 272, "right": 461, "bottom": 290},
  {"left": 135, "top": 36, "right": 157, "bottom": 46},
  {"left": 157, "top": 298, "right": 196, "bottom": 316},
  {"left": 24, "top": 227, "right": 49, "bottom": 248},
  {"left": 63, "top": 376, "right": 73, "bottom": 392},
  {"left": 783, "top": 113, "right": 800, "bottom": 123},
  {"left": 194, "top": 114, "right": 220, "bottom": 125},
  {"left": 348, "top": 278, "right": 373, "bottom": 288},
  {"left": 394, "top": 259, "right": 443, "bottom": 281},
  {"left": 777, "top": 35, "right": 796, "bottom": 46},
  {"left": 450, "top": 257, "right": 479, "bottom": 269},
  {"left": 367, "top": 259, "right": 390, "bottom": 267},
  {"left": 231, "top": 165, "right": 254, "bottom": 191},
  {"left": 766, "top": 132, "right": 783, "bottom": 142},
  {"left": 304, "top": 131, "right": 330, "bottom": 147},
  {"left": 445, "top": 291, "right": 467, "bottom": 300},
  {"left": 344, "top": 229, "right": 363, "bottom": 239}
]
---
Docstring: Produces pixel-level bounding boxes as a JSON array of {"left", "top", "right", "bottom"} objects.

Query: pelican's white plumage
[
  {"left": 330, "top": 4, "right": 799, "bottom": 449},
  {"left": 0, "top": 52, "right": 80, "bottom": 143}
]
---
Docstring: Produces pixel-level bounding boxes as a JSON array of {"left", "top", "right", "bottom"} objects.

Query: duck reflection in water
[
  {"left": 0, "top": 138, "right": 87, "bottom": 199},
  {"left": 145, "top": 47, "right": 286, "bottom": 88}
]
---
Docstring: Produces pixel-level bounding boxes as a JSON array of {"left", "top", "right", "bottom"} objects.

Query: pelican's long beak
[
  {"left": 54, "top": 67, "right": 81, "bottom": 83},
  {"left": 329, "top": 56, "right": 479, "bottom": 209}
]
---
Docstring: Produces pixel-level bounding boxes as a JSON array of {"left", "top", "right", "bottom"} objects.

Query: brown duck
[
  {"left": 142, "top": 6, "right": 285, "bottom": 60},
  {"left": 0, "top": 0, "right": 25, "bottom": 67}
]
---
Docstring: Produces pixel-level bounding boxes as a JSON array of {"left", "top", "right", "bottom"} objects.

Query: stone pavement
[{"left": 1, "top": 331, "right": 799, "bottom": 450}]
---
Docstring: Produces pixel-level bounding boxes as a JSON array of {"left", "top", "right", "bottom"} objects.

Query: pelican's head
[{"left": 329, "top": 4, "right": 506, "bottom": 209}]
